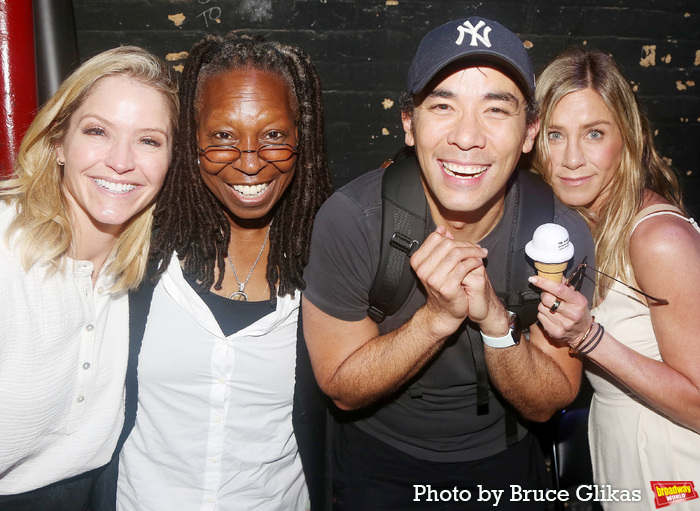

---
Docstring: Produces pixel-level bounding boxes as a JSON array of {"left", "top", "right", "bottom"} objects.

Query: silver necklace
[{"left": 227, "top": 223, "right": 271, "bottom": 301}]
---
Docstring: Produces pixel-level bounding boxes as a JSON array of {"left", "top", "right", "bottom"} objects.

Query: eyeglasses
[
  {"left": 567, "top": 256, "right": 669, "bottom": 304},
  {"left": 198, "top": 143, "right": 297, "bottom": 172}
]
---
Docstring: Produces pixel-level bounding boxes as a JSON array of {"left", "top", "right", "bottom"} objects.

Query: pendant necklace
[{"left": 227, "top": 223, "right": 271, "bottom": 302}]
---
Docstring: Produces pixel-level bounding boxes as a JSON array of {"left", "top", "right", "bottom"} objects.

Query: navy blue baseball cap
[{"left": 407, "top": 17, "right": 535, "bottom": 96}]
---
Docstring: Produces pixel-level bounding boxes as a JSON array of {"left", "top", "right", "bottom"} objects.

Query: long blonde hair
[
  {"left": 1, "top": 46, "right": 179, "bottom": 292},
  {"left": 532, "top": 48, "right": 684, "bottom": 304}
]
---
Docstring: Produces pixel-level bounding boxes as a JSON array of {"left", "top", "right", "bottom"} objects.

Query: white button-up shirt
[
  {"left": 0, "top": 202, "right": 128, "bottom": 494},
  {"left": 118, "top": 254, "right": 308, "bottom": 511}
]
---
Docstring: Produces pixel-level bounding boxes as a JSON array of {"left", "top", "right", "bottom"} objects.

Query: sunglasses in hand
[{"left": 566, "top": 256, "right": 669, "bottom": 305}]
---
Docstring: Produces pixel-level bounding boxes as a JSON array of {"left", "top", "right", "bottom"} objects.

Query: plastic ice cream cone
[{"left": 525, "top": 223, "right": 575, "bottom": 282}]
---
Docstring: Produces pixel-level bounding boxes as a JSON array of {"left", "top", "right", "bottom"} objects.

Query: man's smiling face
[{"left": 403, "top": 64, "right": 538, "bottom": 225}]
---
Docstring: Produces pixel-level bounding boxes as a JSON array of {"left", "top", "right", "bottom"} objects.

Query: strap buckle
[
  {"left": 390, "top": 232, "right": 420, "bottom": 256},
  {"left": 367, "top": 305, "right": 386, "bottom": 323}
]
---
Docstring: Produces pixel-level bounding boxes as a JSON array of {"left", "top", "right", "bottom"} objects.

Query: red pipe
[{"left": 1, "top": 0, "right": 37, "bottom": 177}]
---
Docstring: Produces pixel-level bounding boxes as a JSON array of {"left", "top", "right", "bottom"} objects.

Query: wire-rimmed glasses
[
  {"left": 198, "top": 143, "right": 297, "bottom": 173},
  {"left": 567, "top": 256, "right": 668, "bottom": 304}
]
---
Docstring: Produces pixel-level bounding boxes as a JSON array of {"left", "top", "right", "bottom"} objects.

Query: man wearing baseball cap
[{"left": 302, "top": 16, "right": 595, "bottom": 509}]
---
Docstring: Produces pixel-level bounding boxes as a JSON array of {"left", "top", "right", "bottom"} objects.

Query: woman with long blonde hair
[
  {"left": 0, "top": 45, "right": 178, "bottom": 509},
  {"left": 530, "top": 48, "right": 700, "bottom": 509}
]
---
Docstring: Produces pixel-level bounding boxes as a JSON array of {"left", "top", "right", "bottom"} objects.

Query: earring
[
  {"left": 56, "top": 157, "right": 65, "bottom": 166},
  {"left": 197, "top": 157, "right": 201, "bottom": 165}
]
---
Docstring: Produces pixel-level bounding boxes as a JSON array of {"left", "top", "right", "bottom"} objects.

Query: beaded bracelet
[
  {"left": 577, "top": 324, "right": 605, "bottom": 355},
  {"left": 569, "top": 317, "right": 596, "bottom": 354}
]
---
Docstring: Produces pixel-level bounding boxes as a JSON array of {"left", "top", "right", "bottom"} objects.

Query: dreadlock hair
[{"left": 151, "top": 34, "right": 333, "bottom": 302}]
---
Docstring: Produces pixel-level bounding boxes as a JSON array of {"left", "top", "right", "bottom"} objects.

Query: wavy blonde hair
[
  {"left": 532, "top": 48, "right": 684, "bottom": 305},
  {"left": 0, "top": 45, "right": 179, "bottom": 292}
]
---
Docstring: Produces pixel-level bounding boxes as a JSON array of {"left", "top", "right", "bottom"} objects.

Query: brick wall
[{"left": 71, "top": 0, "right": 700, "bottom": 215}]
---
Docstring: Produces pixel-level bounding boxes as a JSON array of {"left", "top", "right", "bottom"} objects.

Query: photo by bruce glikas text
[{"left": 413, "top": 484, "right": 642, "bottom": 506}]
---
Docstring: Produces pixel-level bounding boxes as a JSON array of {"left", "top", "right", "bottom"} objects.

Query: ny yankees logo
[{"left": 455, "top": 20, "right": 492, "bottom": 48}]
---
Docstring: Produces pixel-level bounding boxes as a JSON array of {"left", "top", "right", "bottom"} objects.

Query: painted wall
[{"left": 71, "top": 0, "right": 700, "bottom": 215}]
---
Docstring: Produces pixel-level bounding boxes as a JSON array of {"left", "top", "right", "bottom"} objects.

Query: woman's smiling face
[
  {"left": 196, "top": 68, "right": 298, "bottom": 223},
  {"left": 544, "top": 87, "right": 624, "bottom": 215},
  {"left": 56, "top": 75, "right": 172, "bottom": 237}
]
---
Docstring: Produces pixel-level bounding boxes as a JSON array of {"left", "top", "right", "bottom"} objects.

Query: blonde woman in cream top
[{"left": 529, "top": 47, "right": 700, "bottom": 509}]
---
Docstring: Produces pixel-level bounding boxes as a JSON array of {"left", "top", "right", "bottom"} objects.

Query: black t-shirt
[{"left": 303, "top": 167, "right": 596, "bottom": 463}]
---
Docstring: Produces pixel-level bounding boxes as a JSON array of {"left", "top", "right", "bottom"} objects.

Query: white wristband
[
  {"left": 480, "top": 330, "right": 518, "bottom": 348},
  {"left": 480, "top": 311, "right": 520, "bottom": 348}
]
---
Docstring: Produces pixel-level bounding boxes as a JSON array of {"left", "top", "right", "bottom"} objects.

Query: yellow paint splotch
[
  {"left": 166, "top": 51, "right": 189, "bottom": 62},
  {"left": 640, "top": 45, "right": 656, "bottom": 67},
  {"left": 168, "top": 13, "right": 186, "bottom": 27}
]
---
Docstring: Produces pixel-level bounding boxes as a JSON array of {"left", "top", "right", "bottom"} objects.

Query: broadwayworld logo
[{"left": 650, "top": 481, "right": 698, "bottom": 508}]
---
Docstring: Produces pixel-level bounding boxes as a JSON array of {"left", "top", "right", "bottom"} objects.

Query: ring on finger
[{"left": 550, "top": 299, "right": 562, "bottom": 313}]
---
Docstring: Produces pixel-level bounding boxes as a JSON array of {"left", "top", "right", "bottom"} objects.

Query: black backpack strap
[
  {"left": 368, "top": 157, "right": 431, "bottom": 323},
  {"left": 502, "top": 171, "right": 555, "bottom": 447},
  {"left": 90, "top": 263, "right": 158, "bottom": 511},
  {"left": 499, "top": 170, "right": 555, "bottom": 328},
  {"left": 468, "top": 329, "right": 490, "bottom": 415},
  {"left": 121, "top": 262, "right": 158, "bottom": 453},
  {"left": 476, "top": 171, "right": 556, "bottom": 446}
]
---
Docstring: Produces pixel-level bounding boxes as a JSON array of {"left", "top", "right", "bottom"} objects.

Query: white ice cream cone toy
[{"left": 525, "top": 223, "right": 575, "bottom": 283}]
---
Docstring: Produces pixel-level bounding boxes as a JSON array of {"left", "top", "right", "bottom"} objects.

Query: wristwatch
[{"left": 480, "top": 311, "right": 522, "bottom": 348}]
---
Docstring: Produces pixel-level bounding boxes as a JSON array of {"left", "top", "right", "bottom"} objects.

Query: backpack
[{"left": 367, "top": 154, "right": 555, "bottom": 445}]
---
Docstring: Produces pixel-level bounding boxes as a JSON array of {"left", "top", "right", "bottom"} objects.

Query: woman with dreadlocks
[{"left": 117, "top": 34, "right": 333, "bottom": 511}]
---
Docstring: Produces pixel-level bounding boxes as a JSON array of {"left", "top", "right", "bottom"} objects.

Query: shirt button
[
  {"left": 214, "top": 416, "right": 222, "bottom": 423},
  {"left": 205, "top": 497, "right": 214, "bottom": 504},
  {"left": 82, "top": 362, "right": 91, "bottom": 370},
  {"left": 77, "top": 395, "right": 85, "bottom": 402},
  {"left": 97, "top": 286, "right": 104, "bottom": 294},
  {"left": 86, "top": 324, "right": 94, "bottom": 332},
  {"left": 210, "top": 457, "right": 218, "bottom": 464},
  {"left": 217, "top": 378, "right": 226, "bottom": 385}
]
